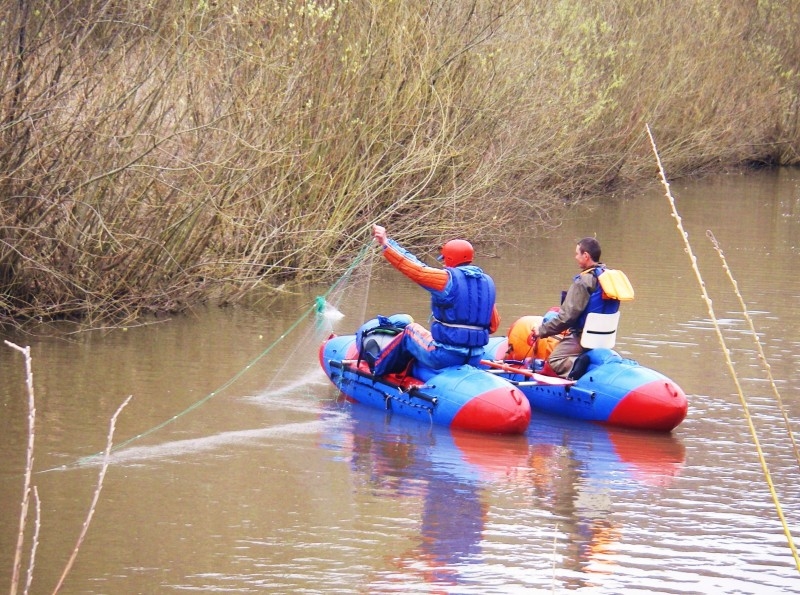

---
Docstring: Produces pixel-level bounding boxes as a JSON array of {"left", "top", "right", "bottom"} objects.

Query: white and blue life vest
[{"left": 573, "top": 266, "right": 620, "bottom": 332}]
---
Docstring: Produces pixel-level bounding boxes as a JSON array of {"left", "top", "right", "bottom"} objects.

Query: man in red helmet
[{"left": 369, "top": 224, "right": 500, "bottom": 374}]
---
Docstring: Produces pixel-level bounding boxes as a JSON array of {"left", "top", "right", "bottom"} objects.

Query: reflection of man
[
  {"left": 371, "top": 224, "right": 500, "bottom": 374},
  {"left": 579, "top": 518, "right": 622, "bottom": 579},
  {"left": 344, "top": 407, "right": 487, "bottom": 588},
  {"left": 417, "top": 472, "right": 487, "bottom": 575},
  {"left": 523, "top": 420, "right": 684, "bottom": 585}
]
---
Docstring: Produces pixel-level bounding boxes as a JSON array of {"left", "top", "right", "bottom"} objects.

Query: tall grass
[{"left": 1, "top": 0, "right": 798, "bottom": 324}]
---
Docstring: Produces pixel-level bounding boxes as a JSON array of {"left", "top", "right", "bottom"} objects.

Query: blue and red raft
[
  {"left": 319, "top": 334, "right": 532, "bottom": 434},
  {"left": 319, "top": 316, "right": 688, "bottom": 434},
  {"left": 480, "top": 337, "right": 688, "bottom": 432}
]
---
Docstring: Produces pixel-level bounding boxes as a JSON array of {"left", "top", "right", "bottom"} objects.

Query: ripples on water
[
  {"left": 5, "top": 334, "right": 798, "bottom": 594},
  {"left": 2, "top": 171, "right": 799, "bottom": 594}
]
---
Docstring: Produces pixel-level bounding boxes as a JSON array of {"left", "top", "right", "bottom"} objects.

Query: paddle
[{"left": 479, "top": 359, "right": 575, "bottom": 386}]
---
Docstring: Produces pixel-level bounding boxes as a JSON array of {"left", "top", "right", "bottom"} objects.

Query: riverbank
[{"left": 1, "top": 0, "right": 798, "bottom": 325}]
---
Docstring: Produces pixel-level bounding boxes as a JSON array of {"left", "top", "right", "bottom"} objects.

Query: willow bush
[{"left": 1, "top": 0, "right": 798, "bottom": 325}]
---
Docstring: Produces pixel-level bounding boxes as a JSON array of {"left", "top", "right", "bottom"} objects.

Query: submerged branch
[{"left": 52, "top": 395, "right": 132, "bottom": 594}]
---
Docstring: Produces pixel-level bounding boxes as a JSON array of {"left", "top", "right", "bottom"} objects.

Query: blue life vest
[
  {"left": 573, "top": 266, "right": 620, "bottom": 331},
  {"left": 431, "top": 265, "right": 495, "bottom": 348}
]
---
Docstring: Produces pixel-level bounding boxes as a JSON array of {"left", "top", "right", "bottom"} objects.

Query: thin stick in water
[
  {"left": 52, "top": 395, "right": 133, "bottom": 594},
  {"left": 24, "top": 486, "right": 40, "bottom": 595},
  {"left": 5, "top": 341, "right": 36, "bottom": 595}
]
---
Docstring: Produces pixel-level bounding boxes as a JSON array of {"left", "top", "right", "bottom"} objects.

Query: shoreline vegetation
[{"left": 1, "top": 0, "right": 799, "bottom": 327}]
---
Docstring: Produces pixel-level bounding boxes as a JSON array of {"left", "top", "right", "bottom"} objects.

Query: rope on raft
[
  {"left": 43, "top": 240, "right": 375, "bottom": 472},
  {"left": 647, "top": 123, "right": 800, "bottom": 572}
]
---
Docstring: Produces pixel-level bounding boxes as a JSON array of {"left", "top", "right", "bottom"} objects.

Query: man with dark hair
[
  {"left": 529, "top": 237, "right": 612, "bottom": 377},
  {"left": 369, "top": 224, "right": 499, "bottom": 375}
]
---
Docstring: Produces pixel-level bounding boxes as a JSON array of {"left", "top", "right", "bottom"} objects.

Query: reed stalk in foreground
[
  {"left": 4, "top": 340, "right": 132, "bottom": 594},
  {"left": 706, "top": 230, "right": 800, "bottom": 470},
  {"left": 645, "top": 124, "right": 800, "bottom": 573},
  {"left": 24, "top": 486, "right": 40, "bottom": 595},
  {"left": 52, "top": 394, "right": 132, "bottom": 594},
  {"left": 5, "top": 341, "right": 35, "bottom": 595}
]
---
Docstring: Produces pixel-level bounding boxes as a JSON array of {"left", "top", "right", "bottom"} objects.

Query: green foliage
[{"left": 1, "top": 0, "right": 798, "bottom": 324}]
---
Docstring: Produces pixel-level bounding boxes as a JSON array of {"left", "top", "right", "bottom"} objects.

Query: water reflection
[
  {"left": 3, "top": 170, "right": 797, "bottom": 593},
  {"left": 321, "top": 401, "right": 685, "bottom": 590}
]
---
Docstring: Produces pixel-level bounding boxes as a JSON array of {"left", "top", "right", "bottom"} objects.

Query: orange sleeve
[
  {"left": 489, "top": 305, "right": 500, "bottom": 334},
  {"left": 382, "top": 242, "right": 449, "bottom": 292}
]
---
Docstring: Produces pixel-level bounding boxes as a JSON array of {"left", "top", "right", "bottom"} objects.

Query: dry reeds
[
  {"left": 5, "top": 339, "right": 131, "bottom": 594},
  {"left": 1, "top": 0, "right": 799, "bottom": 324}
]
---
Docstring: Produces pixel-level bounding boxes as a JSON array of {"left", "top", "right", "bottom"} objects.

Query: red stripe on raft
[
  {"left": 608, "top": 379, "right": 688, "bottom": 432},
  {"left": 319, "top": 335, "right": 334, "bottom": 370},
  {"left": 451, "top": 386, "right": 531, "bottom": 434},
  {"left": 319, "top": 336, "right": 359, "bottom": 370},
  {"left": 490, "top": 339, "right": 510, "bottom": 360}
]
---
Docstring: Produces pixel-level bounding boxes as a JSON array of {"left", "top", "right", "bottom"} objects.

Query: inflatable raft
[
  {"left": 480, "top": 315, "right": 688, "bottom": 432},
  {"left": 319, "top": 324, "right": 531, "bottom": 435},
  {"left": 320, "top": 313, "right": 687, "bottom": 434}
]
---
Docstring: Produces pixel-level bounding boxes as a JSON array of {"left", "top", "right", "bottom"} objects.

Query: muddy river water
[{"left": 1, "top": 168, "right": 799, "bottom": 593}]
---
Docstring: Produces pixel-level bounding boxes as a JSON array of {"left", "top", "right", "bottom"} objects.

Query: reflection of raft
[
  {"left": 480, "top": 317, "right": 689, "bottom": 432},
  {"left": 321, "top": 398, "right": 686, "bottom": 588},
  {"left": 454, "top": 413, "right": 686, "bottom": 489},
  {"left": 319, "top": 330, "right": 531, "bottom": 435},
  {"left": 324, "top": 401, "right": 686, "bottom": 491}
]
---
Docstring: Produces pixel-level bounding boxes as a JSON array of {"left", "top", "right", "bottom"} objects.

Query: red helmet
[{"left": 438, "top": 239, "right": 474, "bottom": 267}]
